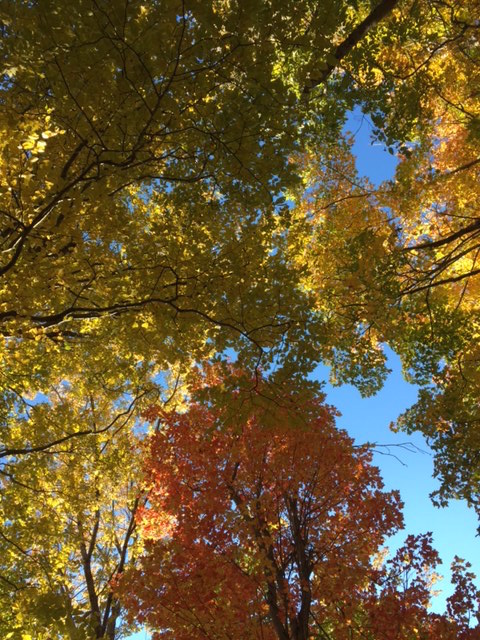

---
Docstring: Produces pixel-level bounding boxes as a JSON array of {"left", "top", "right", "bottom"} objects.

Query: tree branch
[{"left": 303, "top": 0, "right": 400, "bottom": 94}]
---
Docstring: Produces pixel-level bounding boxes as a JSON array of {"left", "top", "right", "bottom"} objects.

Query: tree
[
  {"left": 0, "top": 0, "right": 417, "bottom": 394},
  {"left": 116, "top": 375, "right": 480, "bottom": 640},
  {"left": 0, "top": 378, "right": 157, "bottom": 639},
  {"left": 2, "top": 0, "right": 480, "bottom": 633},
  {"left": 373, "top": 0, "right": 480, "bottom": 514},
  {"left": 287, "top": 0, "right": 480, "bottom": 508}
]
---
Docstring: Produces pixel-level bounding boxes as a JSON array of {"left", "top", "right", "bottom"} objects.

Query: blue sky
[
  {"left": 347, "top": 108, "right": 399, "bottom": 183},
  {"left": 126, "top": 111, "right": 478, "bottom": 638}
]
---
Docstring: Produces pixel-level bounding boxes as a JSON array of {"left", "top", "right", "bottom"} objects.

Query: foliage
[
  {"left": 117, "top": 375, "right": 480, "bottom": 639},
  {"left": 0, "top": 0, "right": 397, "bottom": 384},
  {"left": 0, "top": 378, "right": 157, "bottom": 639},
  {"left": 288, "top": 0, "right": 480, "bottom": 506},
  {"left": 1, "top": 0, "right": 480, "bottom": 636}
]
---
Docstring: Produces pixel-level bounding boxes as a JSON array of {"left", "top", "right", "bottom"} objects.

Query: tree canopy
[
  {"left": 1, "top": 0, "right": 480, "bottom": 637},
  {"left": 289, "top": 0, "right": 480, "bottom": 511},
  {"left": 117, "top": 376, "right": 480, "bottom": 640}
]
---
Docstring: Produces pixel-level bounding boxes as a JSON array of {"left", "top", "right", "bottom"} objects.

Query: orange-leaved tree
[{"left": 116, "top": 375, "right": 480, "bottom": 639}]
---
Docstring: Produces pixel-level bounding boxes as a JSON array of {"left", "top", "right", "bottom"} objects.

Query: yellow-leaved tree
[{"left": 289, "top": 0, "right": 480, "bottom": 514}]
